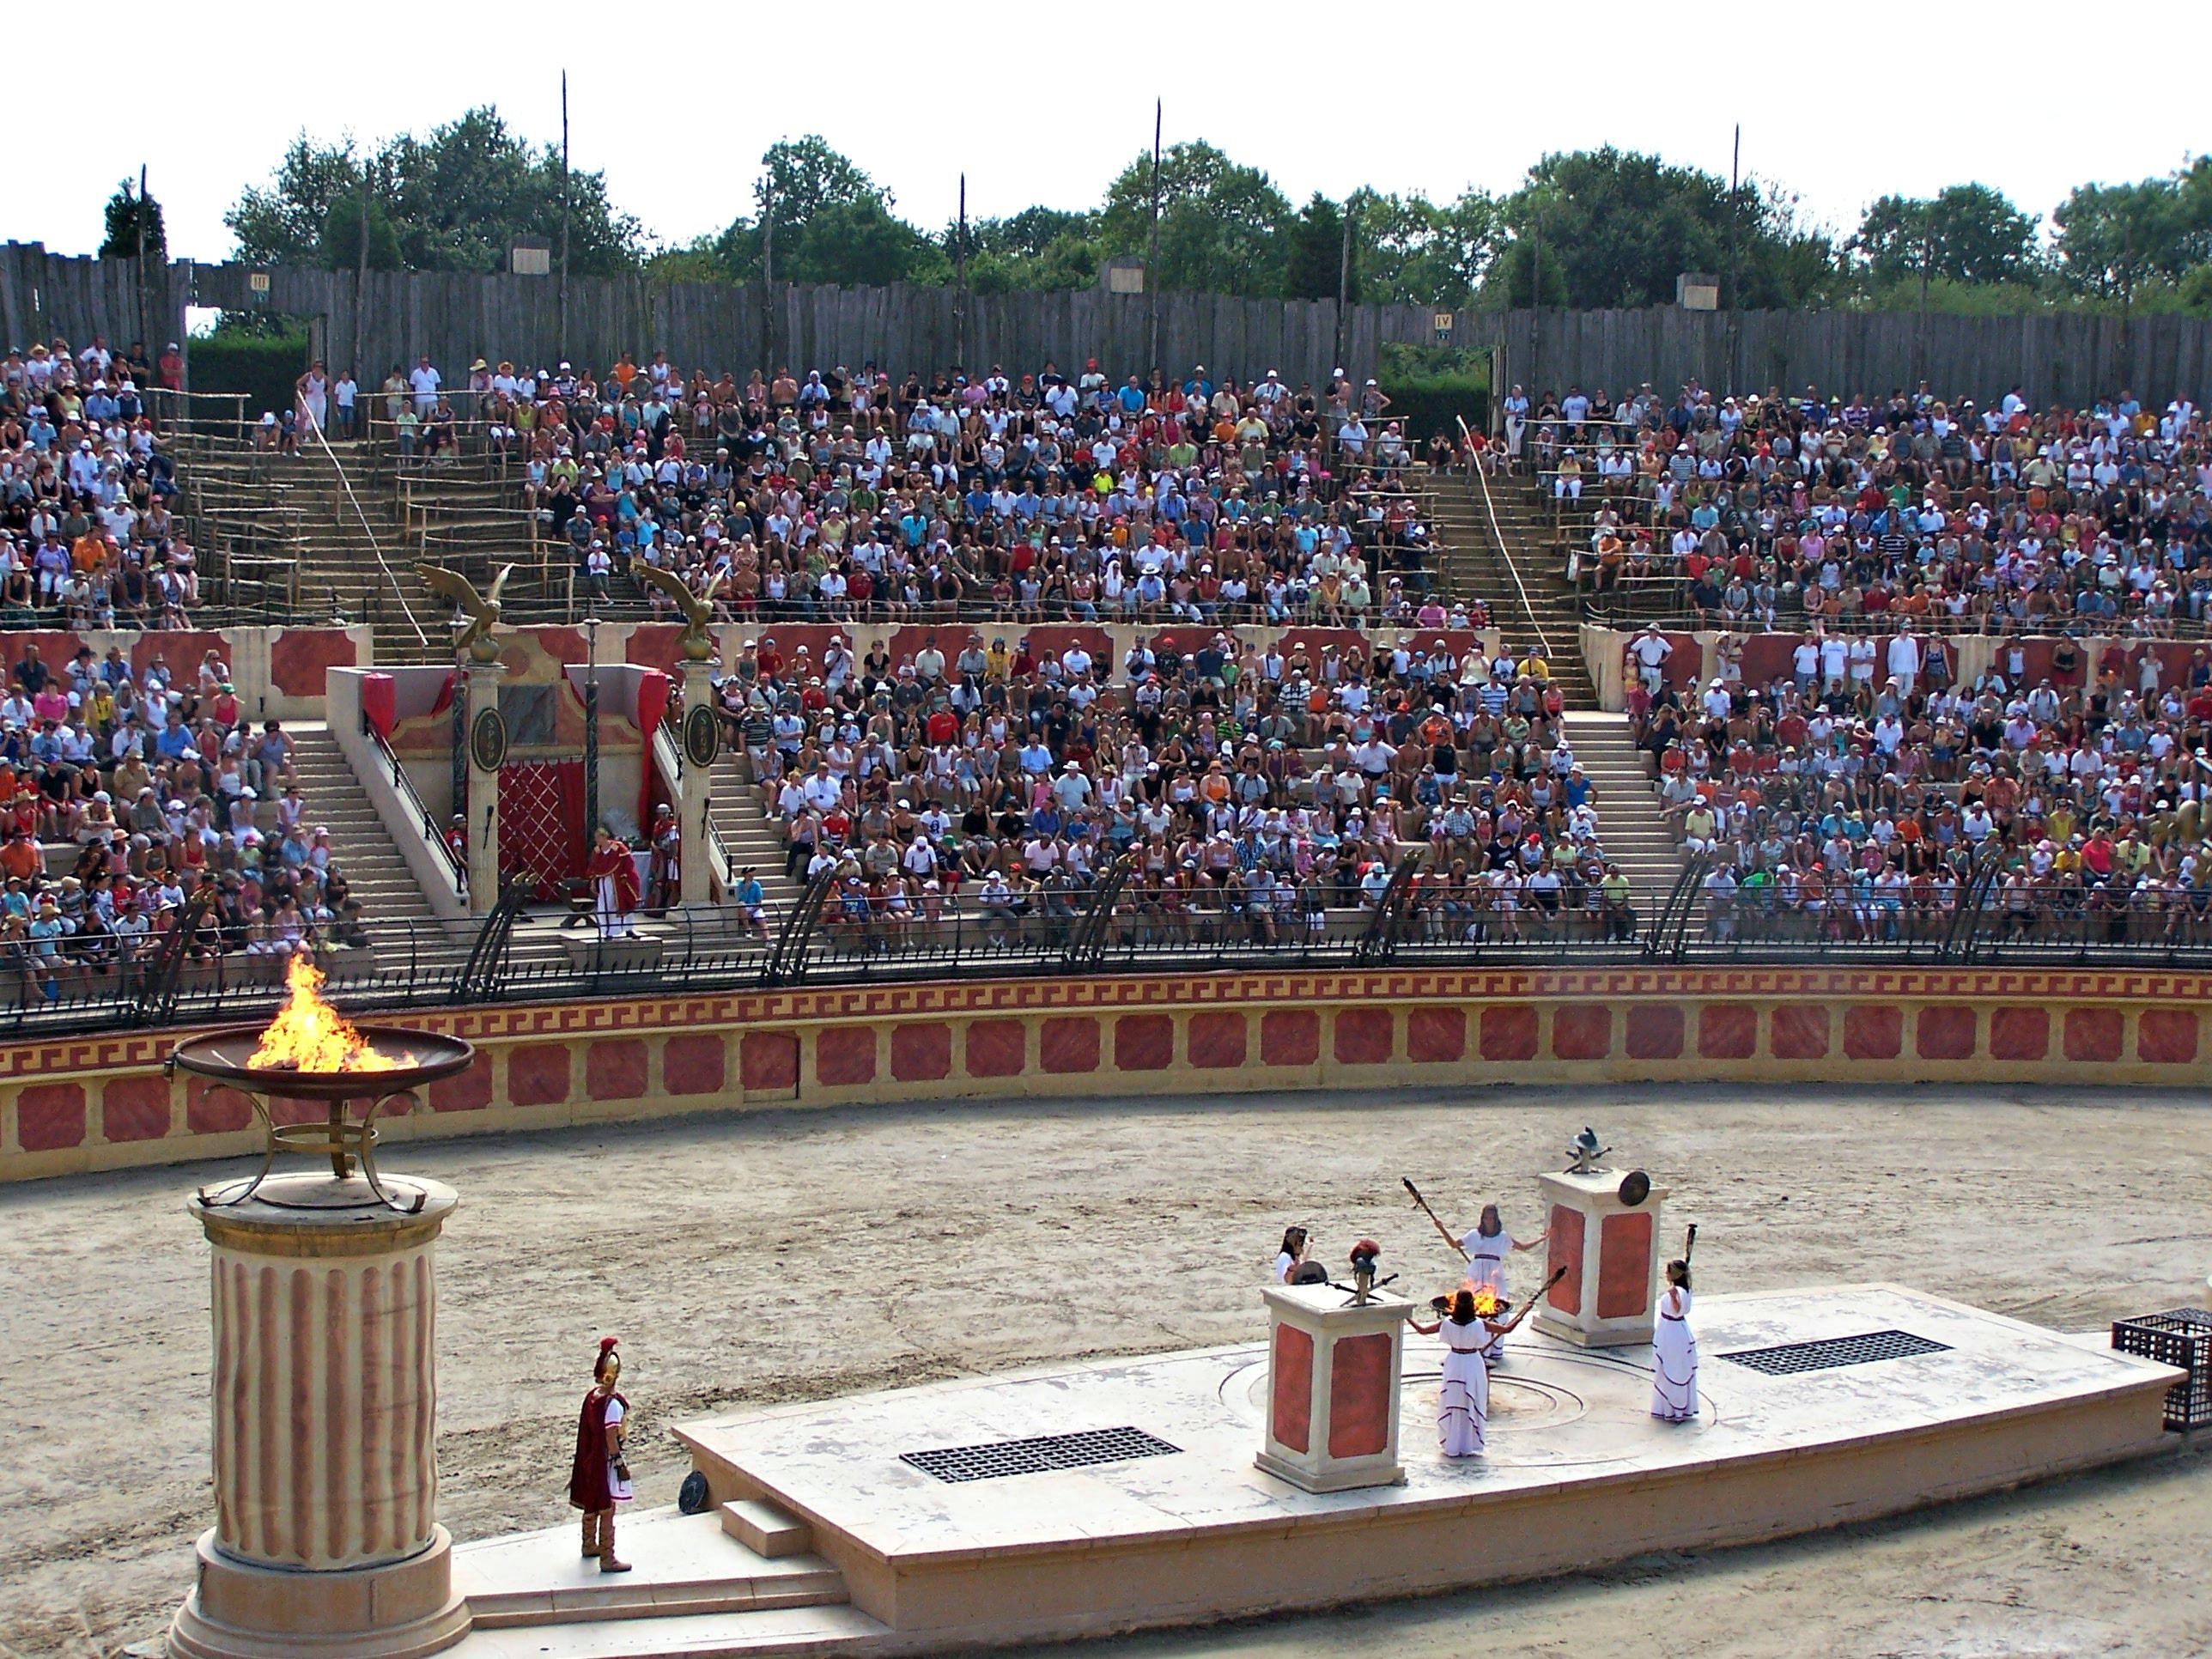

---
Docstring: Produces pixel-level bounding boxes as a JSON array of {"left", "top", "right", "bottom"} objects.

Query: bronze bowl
[{"left": 169, "top": 1026, "right": 476, "bottom": 1212}]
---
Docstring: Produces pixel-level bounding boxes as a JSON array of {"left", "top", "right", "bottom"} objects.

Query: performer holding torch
[
  {"left": 1406, "top": 1179, "right": 1548, "bottom": 1361},
  {"left": 1651, "top": 1224, "right": 1699, "bottom": 1423},
  {"left": 1410, "top": 1272, "right": 1564, "bottom": 1457}
]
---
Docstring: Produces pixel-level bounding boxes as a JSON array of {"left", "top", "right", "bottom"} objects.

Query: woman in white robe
[
  {"left": 1650, "top": 1260, "right": 1698, "bottom": 1422},
  {"left": 1412, "top": 1288, "right": 1510, "bottom": 1457}
]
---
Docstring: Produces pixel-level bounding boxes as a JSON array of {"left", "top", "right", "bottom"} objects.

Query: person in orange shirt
[
  {"left": 72, "top": 530, "right": 108, "bottom": 574},
  {"left": 0, "top": 826, "right": 39, "bottom": 884}
]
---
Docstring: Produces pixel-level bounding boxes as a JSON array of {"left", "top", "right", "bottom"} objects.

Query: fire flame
[
  {"left": 1461, "top": 1282, "right": 1503, "bottom": 1316},
  {"left": 249, "top": 956, "right": 398, "bottom": 1073}
]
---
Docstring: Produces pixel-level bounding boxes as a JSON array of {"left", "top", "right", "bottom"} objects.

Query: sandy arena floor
[{"left": 3, "top": 1082, "right": 2209, "bottom": 1659}]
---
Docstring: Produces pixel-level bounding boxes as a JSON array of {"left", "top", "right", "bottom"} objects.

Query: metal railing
[
  {"left": 6, "top": 872, "right": 2212, "bottom": 1041},
  {"left": 1460, "top": 415, "right": 1553, "bottom": 664},
  {"left": 359, "top": 705, "right": 466, "bottom": 888}
]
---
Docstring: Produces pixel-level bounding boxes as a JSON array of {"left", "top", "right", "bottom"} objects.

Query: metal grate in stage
[
  {"left": 1718, "top": 1328, "right": 1953, "bottom": 1376},
  {"left": 900, "top": 1425, "right": 1183, "bottom": 1484}
]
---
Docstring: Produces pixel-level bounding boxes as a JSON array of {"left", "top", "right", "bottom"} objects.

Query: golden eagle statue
[
  {"left": 629, "top": 559, "right": 726, "bottom": 662},
  {"left": 415, "top": 562, "right": 515, "bottom": 664}
]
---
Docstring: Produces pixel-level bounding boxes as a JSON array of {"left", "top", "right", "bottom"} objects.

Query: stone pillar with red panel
[
  {"left": 1531, "top": 1166, "right": 1670, "bottom": 1347},
  {"left": 1255, "top": 1279, "right": 1413, "bottom": 1493}
]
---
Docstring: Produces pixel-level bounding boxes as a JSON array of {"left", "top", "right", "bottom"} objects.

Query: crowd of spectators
[
  {"left": 1626, "top": 620, "right": 2212, "bottom": 944},
  {"left": 711, "top": 622, "right": 1635, "bottom": 951},
  {"left": 0, "top": 638, "right": 366, "bottom": 998},
  {"left": 1499, "top": 380, "right": 2211, "bottom": 637},
  {"left": 414, "top": 352, "right": 1479, "bottom": 634},
  {"left": 1, "top": 335, "right": 201, "bottom": 629}
]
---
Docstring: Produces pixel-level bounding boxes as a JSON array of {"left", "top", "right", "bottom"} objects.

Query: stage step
[
  {"left": 443, "top": 1601, "right": 891, "bottom": 1658},
  {"left": 453, "top": 1508, "right": 847, "bottom": 1631},
  {"left": 721, "top": 1499, "right": 811, "bottom": 1559}
]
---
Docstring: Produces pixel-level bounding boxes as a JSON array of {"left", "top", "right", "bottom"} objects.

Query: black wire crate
[{"left": 2112, "top": 1310, "right": 2212, "bottom": 1431}]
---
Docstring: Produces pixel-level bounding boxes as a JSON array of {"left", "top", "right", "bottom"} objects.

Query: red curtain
[
  {"left": 498, "top": 761, "right": 587, "bottom": 900},
  {"left": 360, "top": 673, "right": 396, "bottom": 740}
]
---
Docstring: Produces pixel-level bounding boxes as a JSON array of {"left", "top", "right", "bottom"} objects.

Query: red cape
[
  {"left": 568, "top": 1387, "right": 628, "bottom": 1510},
  {"left": 588, "top": 842, "right": 641, "bottom": 913}
]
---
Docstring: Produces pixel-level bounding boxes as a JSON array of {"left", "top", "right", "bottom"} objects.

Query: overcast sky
[{"left": 27, "top": 6, "right": 2209, "bottom": 264}]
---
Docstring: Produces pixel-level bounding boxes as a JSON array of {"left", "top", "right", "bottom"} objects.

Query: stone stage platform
[{"left": 441, "top": 1285, "right": 2181, "bottom": 1658}]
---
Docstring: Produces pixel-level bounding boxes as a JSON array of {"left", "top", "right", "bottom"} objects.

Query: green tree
[
  {"left": 318, "top": 195, "right": 404, "bottom": 271},
  {"left": 1282, "top": 193, "right": 1355, "bottom": 302},
  {"left": 224, "top": 112, "right": 641, "bottom": 275},
  {"left": 1852, "top": 185, "right": 2039, "bottom": 286},
  {"left": 1487, "top": 148, "right": 1832, "bottom": 309},
  {"left": 99, "top": 178, "right": 167, "bottom": 259},
  {"left": 1098, "top": 141, "right": 1294, "bottom": 295},
  {"left": 226, "top": 136, "right": 363, "bottom": 264},
  {"left": 2054, "top": 179, "right": 2178, "bottom": 304},
  {"left": 1352, "top": 188, "right": 1501, "bottom": 306}
]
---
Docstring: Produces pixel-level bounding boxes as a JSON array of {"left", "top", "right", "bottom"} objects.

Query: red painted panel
[
  {"left": 1990, "top": 1007, "right": 2050, "bottom": 1062},
  {"left": 1187, "top": 1011, "right": 1248, "bottom": 1070},
  {"left": 186, "top": 1075, "right": 252, "bottom": 1135},
  {"left": 133, "top": 630, "right": 228, "bottom": 686},
  {"left": 1770, "top": 1003, "right": 1830, "bottom": 1060},
  {"left": 1844, "top": 1005, "right": 1903, "bottom": 1060},
  {"left": 1328, "top": 1332, "right": 1395, "bottom": 1459},
  {"left": 622, "top": 623, "right": 692, "bottom": 677},
  {"left": 1115, "top": 1014, "right": 1174, "bottom": 1072},
  {"left": 268, "top": 628, "right": 359, "bottom": 696},
  {"left": 1697, "top": 1004, "right": 1756, "bottom": 1060},
  {"left": 662, "top": 1034, "right": 726, "bottom": 1097},
  {"left": 1626, "top": 1004, "right": 1684, "bottom": 1060},
  {"left": 1597, "top": 1211, "right": 1654, "bottom": 1319},
  {"left": 2138, "top": 1009, "right": 2199, "bottom": 1066},
  {"left": 1407, "top": 1006, "right": 1466, "bottom": 1064},
  {"left": 16, "top": 1082, "right": 85, "bottom": 1152},
  {"left": 816, "top": 1026, "right": 878, "bottom": 1087},
  {"left": 1546, "top": 1204, "right": 1585, "bottom": 1315},
  {"left": 1553, "top": 1005, "right": 1612, "bottom": 1060},
  {"left": 2063, "top": 1007, "right": 2122, "bottom": 1064},
  {"left": 507, "top": 1043, "right": 572, "bottom": 1108},
  {"left": 1916, "top": 1005, "right": 1977, "bottom": 1060},
  {"left": 1480, "top": 1004, "right": 1538, "bottom": 1061},
  {"left": 430, "top": 1057, "right": 493, "bottom": 1113},
  {"left": 100, "top": 1075, "right": 171, "bottom": 1143},
  {"left": 1271, "top": 1324, "right": 1314, "bottom": 1455},
  {"left": 1334, "top": 1007, "right": 1394, "bottom": 1065},
  {"left": 889, "top": 1024, "right": 951, "bottom": 1083},
  {"left": 1261, "top": 1009, "right": 1320, "bottom": 1066},
  {"left": 1039, "top": 1017, "right": 1101, "bottom": 1074},
  {"left": 964, "top": 1019, "right": 1027, "bottom": 1079},
  {"left": 743, "top": 1030, "right": 803, "bottom": 1091},
  {"left": 585, "top": 1038, "right": 648, "bottom": 1101}
]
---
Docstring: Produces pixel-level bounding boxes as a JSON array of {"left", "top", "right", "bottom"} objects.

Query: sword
[{"left": 1404, "top": 1177, "right": 1470, "bottom": 1261}]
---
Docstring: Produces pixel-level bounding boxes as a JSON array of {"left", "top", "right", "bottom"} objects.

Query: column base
[
  {"left": 1529, "top": 1312, "right": 1652, "bottom": 1348},
  {"left": 168, "top": 1528, "right": 471, "bottom": 1659},
  {"left": 1255, "top": 1450, "right": 1406, "bottom": 1492}
]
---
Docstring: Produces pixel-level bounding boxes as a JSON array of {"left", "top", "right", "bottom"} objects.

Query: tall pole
[
  {"left": 1529, "top": 205, "right": 1542, "bottom": 397},
  {"left": 558, "top": 70, "right": 572, "bottom": 366},
  {"left": 1916, "top": 221, "right": 1932, "bottom": 387},
  {"left": 1334, "top": 195, "right": 1353, "bottom": 380},
  {"left": 954, "top": 173, "right": 968, "bottom": 369},
  {"left": 134, "top": 166, "right": 149, "bottom": 373},
  {"left": 1147, "top": 99, "right": 1162, "bottom": 379},
  {"left": 761, "top": 179, "right": 775, "bottom": 374},
  {"left": 583, "top": 614, "right": 602, "bottom": 837},
  {"left": 353, "top": 160, "right": 370, "bottom": 403},
  {"left": 1725, "top": 124, "right": 1741, "bottom": 396}
]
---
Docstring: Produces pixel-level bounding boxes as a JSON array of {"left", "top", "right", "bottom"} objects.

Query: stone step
[
  {"left": 453, "top": 1508, "right": 848, "bottom": 1632},
  {"left": 720, "top": 1499, "right": 811, "bottom": 1559}
]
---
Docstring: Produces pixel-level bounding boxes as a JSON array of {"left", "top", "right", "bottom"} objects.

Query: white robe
[
  {"left": 1650, "top": 1286, "right": 1698, "bottom": 1421},
  {"left": 1461, "top": 1228, "right": 1514, "bottom": 1360},
  {"left": 1437, "top": 1317, "right": 1492, "bottom": 1457}
]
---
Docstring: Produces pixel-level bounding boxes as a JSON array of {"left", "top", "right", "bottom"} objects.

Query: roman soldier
[
  {"left": 568, "top": 1336, "right": 634, "bottom": 1572},
  {"left": 587, "top": 825, "right": 641, "bottom": 938}
]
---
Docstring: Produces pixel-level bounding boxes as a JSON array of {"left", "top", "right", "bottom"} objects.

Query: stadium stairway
[{"left": 1417, "top": 465, "right": 1596, "bottom": 708}]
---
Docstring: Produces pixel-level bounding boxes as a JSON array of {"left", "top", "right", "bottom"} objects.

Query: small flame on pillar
[{"left": 248, "top": 956, "right": 398, "bottom": 1073}]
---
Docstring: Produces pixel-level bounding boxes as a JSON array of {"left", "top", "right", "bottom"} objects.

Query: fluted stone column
[
  {"left": 170, "top": 1173, "right": 469, "bottom": 1659},
  {"left": 464, "top": 660, "right": 501, "bottom": 916},
  {"left": 678, "top": 659, "right": 715, "bottom": 907}
]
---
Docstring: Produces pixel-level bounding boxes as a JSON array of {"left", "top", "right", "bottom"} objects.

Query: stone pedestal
[
  {"left": 1531, "top": 1169, "right": 1670, "bottom": 1348},
  {"left": 678, "top": 659, "right": 715, "bottom": 908},
  {"left": 169, "top": 1173, "right": 470, "bottom": 1659},
  {"left": 1255, "top": 1284, "right": 1412, "bottom": 1492},
  {"left": 463, "top": 660, "right": 501, "bottom": 916}
]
